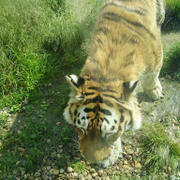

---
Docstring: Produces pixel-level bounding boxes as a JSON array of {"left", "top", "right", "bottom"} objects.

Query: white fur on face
[
  {"left": 75, "top": 107, "right": 89, "bottom": 130},
  {"left": 101, "top": 109, "right": 119, "bottom": 138}
]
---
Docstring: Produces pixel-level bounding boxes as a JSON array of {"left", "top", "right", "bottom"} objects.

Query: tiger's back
[
  {"left": 82, "top": 0, "right": 164, "bottom": 82},
  {"left": 64, "top": 0, "right": 165, "bottom": 167}
]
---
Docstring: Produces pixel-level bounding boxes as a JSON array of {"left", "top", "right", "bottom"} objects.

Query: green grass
[
  {"left": 162, "top": 0, "right": 180, "bottom": 31},
  {"left": 0, "top": 0, "right": 104, "bottom": 177},
  {"left": 139, "top": 122, "right": 180, "bottom": 175},
  {"left": 0, "top": 0, "right": 180, "bottom": 178},
  {"left": 161, "top": 42, "right": 180, "bottom": 80},
  {"left": 72, "top": 161, "right": 88, "bottom": 173},
  {"left": 0, "top": 0, "right": 103, "bottom": 111}
]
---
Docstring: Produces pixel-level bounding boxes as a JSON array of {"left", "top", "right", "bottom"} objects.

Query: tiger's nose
[{"left": 80, "top": 143, "right": 111, "bottom": 162}]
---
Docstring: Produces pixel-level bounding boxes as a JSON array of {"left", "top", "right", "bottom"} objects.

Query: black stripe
[
  {"left": 102, "top": 94, "right": 120, "bottom": 102},
  {"left": 84, "top": 108, "right": 93, "bottom": 113},
  {"left": 103, "top": 100, "right": 113, "bottom": 107},
  {"left": 103, "top": 2, "right": 145, "bottom": 16},
  {"left": 104, "top": 117, "right": 110, "bottom": 124},
  {"left": 84, "top": 92, "right": 95, "bottom": 96},
  {"left": 96, "top": 27, "right": 110, "bottom": 35},
  {"left": 102, "top": 12, "right": 156, "bottom": 39},
  {"left": 97, "top": 38, "right": 103, "bottom": 45},
  {"left": 74, "top": 109, "right": 77, "bottom": 116},
  {"left": 100, "top": 108, "right": 112, "bottom": 116},
  {"left": 83, "top": 97, "right": 113, "bottom": 107},
  {"left": 83, "top": 95, "right": 103, "bottom": 105},
  {"left": 120, "top": 115, "right": 124, "bottom": 122},
  {"left": 128, "top": 111, "right": 133, "bottom": 127}
]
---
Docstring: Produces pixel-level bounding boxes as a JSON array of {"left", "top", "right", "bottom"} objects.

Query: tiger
[{"left": 63, "top": 0, "right": 165, "bottom": 168}]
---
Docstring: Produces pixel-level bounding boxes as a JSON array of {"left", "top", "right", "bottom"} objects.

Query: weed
[
  {"left": 162, "top": 0, "right": 180, "bottom": 31},
  {"left": 55, "top": 155, "right": 68, "bottom": 168},
  {"left": 139, "top": 122, "right": 180, "bottom": 175},
  {"left": 161, "top": 42, "right": 180, "bottom": 80},
  {"left": 0, "top": 113, "right": 8, "bottom": 129},
  {"left": 0, "top": 0, "right": 103, "bottom": 111},
  {"left": 72, "top": 161, "right": 88, "bottom": 173}
]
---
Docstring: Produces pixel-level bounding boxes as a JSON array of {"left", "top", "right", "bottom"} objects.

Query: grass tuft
[
  {"left": 139, "top": 122, "right": 180, "bottom": 174},
  {"left": 162, "top": 0, "right": 180, "bottom": 31},
  {"left": 161, "top": 42, "right": 180, "bottom": 80},
  {"left": 0, "top": 0, "right": 104, "bottom": 110}
]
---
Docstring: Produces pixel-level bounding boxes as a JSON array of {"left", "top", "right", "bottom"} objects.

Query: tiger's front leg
[{"left": 142, "top": 70, "right": 163, "bottom": 100}]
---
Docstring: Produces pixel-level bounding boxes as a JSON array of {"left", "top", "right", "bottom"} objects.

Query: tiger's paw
[{"left": 145, "top": 85, "right": 164, "bottom": 100}]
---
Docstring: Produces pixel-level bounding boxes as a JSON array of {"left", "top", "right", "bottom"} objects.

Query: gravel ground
[
  {"left": 1, "top": 32, "right": 180, "bottom": 179},
  {"left": 4, "top": 79, "right": 179, "bottom": 180}
]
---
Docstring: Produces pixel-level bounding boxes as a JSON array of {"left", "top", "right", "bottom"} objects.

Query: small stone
[
  {"left": 59, "top": 149, "right": 63, "bottom": 153},
  {"left": 56, "top": 122, "right": 61, "bottom": 126},
  {"left": 92, "top": 173, "right": 97, "bottom": 178},
  {"left": 104, "top": 177, "right": 110, "bottom": 180},
  {"left": 86, "top": 174, "right": 92, "bottom": 180},
  {"left": 123, "top": 165, "right": 130, "bottom": 169},
  {"left": 34, "top": 171, "right": 41, "bottom": 177},
  {"left": 67, "top": 167, "right": 73, "bottom": 173},
  {"left": 98, "top": 169, "right": 104, "bottom": 176},
  {"left": 58, "top": 145, "right": 63, "bottom": 148},
  {"left": 50, "top": 169, "right": 59, "bottom": 175},
  {"left": 57, "top": 154, "right": 61, "bottom": 158},
  {"left": 126, "top": 148, "right": 134, "bottom": 154},
  {"left": 59, "top": 168, "right": 65, "bottom": 174},
  {"left": 23, "top": 174, "right": 29, "bottom": 179},
  {"left": 83, "top": 171, "right": 88, "bottom": 176},
  {"left": 35, "top": 178, "right": 41, "bottom": 180},
  {"left": 170, "top": 175, "right": 176, "bottom": 180},
  {"left": 134, "top": 162, "right": 142, "bottom": 169},
  {"left": 73, "top": 172, "right": 78, "bottom": 177},
  {"left": 90, "top": 168, "right": 96, "bottom": 173},
  {"left": 42, "top": 175, "right": 49, "bottom": 180},
  {"left": 123, "top": 160, "right": 128, "bottom": 165},
  {"left": 18, "top": 147, "right": 25, "bottom": 152},
  {"left": 78, "top": 174, "right": 85, "bottom": 180}
]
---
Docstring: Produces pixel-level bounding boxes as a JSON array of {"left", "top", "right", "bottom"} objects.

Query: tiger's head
[{"left": 63, "top": 74, "right": 141, "bottom": 166}]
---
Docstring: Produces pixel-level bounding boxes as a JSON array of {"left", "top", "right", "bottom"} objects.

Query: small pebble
[
  {"left": 59, "top": 168, "right": 65, "bottom": 174},
  {"left": 134, "top": 162, "right": 142, "bottom": 169},
  {"left": 78, "top": 174, "right": 85, "bottom": 180},
  {"left": 92, "top": 173, "right": 97, "bottom": 178},
  {"left": 98, "top": 169, "right": 104, "bottom": 176},
  {"left": 50, "top": 169, "right": 59, "bottom": 175},
  {"left": 170, "top": 175, "right": 176, "bottom": 180},
  {"left": 67, "top": 166, "right": 73, "bottom": 173},
  {"left": 86, "top": 174, "right": 92, "bottom": 180},
  {"left": 90, "top": 168, "right": 96, "bottom": 173}
]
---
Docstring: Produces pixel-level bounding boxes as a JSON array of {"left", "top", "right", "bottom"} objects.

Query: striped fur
[{"left": 64, "top": 0, "right": 165, "bottom": 167}]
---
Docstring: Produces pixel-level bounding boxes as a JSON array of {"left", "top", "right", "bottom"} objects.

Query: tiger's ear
[
  {"left": 65, "top": 74, "right": 85, "bottom": 89},
  {"left": 123, "top": 80, "right": 138, "bottom": 95}
]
